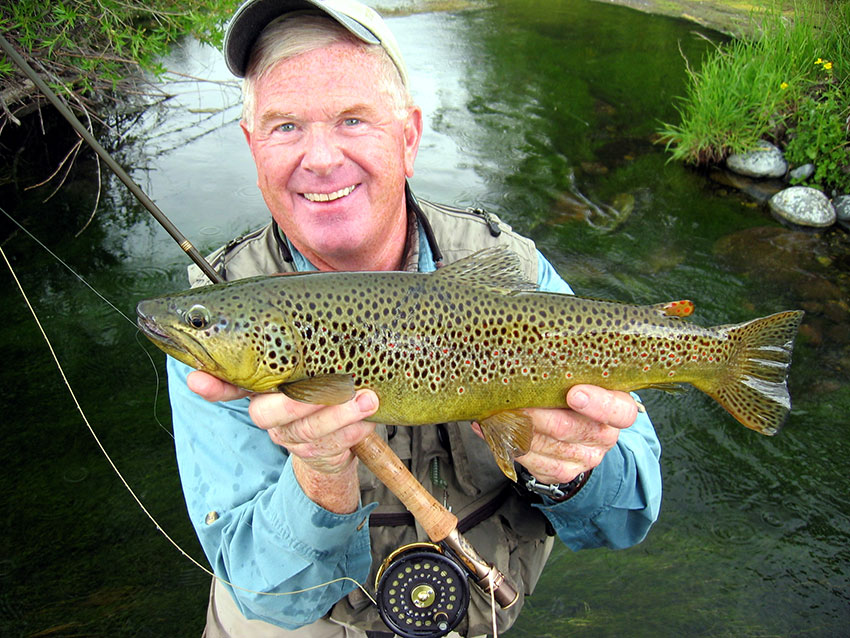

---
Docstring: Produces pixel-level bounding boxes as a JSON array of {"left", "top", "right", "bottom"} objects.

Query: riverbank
[{"left": 593, "top": 0, "right": 795, "bottom": 35}]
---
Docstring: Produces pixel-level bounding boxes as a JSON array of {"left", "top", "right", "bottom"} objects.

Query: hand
[
  {"left": 187, "top": 370, "right": 379, "bottom": 474},
  {"left": 512, "top": 384, "right": 640, "bottom": 485},
  {"left": 248, "top": 388, "right": 379, "bottom": 475}
]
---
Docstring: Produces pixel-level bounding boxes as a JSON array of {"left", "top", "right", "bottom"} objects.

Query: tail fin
[{"left": 706, "top": 310, "right": 804, "bottom": 435}]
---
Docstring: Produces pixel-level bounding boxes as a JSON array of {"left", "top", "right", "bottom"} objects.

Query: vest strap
[{"left": 368, "top": 484, "right": 513, "bottom": 533}]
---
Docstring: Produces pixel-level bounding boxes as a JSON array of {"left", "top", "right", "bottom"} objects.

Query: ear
[
  {"left": 240, "top": 119, "right": 253, "bottom": 149},
  {"left": 402, "top": 106, "right": 423, "bottom": 178}
]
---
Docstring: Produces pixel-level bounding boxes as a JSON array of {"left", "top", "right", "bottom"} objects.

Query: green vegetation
[
  {"left": 0, "top": 1, "right": 239, "bottom": 120},
  {"left": 658, "top": 0, "right": 850, "bottom": 193}
]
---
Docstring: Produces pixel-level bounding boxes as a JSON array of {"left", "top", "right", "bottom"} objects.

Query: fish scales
[
  {"left": 280, "top": 275, "right": 706, "bottom": 423},
  {"left": 137, "top": 247, "right": 804, "bottom": 479}
]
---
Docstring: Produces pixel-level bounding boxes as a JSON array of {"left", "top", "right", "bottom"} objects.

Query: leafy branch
[{"left": 0, "top": 0, "right": 240, "bottom": 129}]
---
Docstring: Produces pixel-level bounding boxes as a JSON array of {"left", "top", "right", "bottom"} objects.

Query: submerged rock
[
  {"left": 834, "top": 195, "right": 850, "bottom": 229},
  {"left": 788, "top": 163, "right": 816, "bottom": 181},
  {"left": 768, "top": 186, "right": 836, "bottom": 228},
  {"left": 709, "top": 168, "right": 784, "bottom": 203},
  {"left": 714, "top": 225, "right": 850, "bottom": 357},
  {"left": 726, "top": 141, "right": 787, "bottom": 178}
]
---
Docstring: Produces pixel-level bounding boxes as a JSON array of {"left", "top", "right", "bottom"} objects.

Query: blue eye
[
  {"left": 343, "top": 118, "right": 361, "bottom": 126},
  {"left": 277, "top": 123, "right": 295, "bottom": 132}
]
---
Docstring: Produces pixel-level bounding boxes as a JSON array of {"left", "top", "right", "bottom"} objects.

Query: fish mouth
[
  {"left": 136, "top": 315, "right": 208, "bottom": 370},
  {"left": 136, "top": 315, "right": 172, "bottom": 345}
]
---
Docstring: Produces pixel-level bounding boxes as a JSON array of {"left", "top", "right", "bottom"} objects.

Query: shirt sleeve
[
  {"left": 533, "top": 251, "right": 663, "bottom": 550},
  {"left": 167, "top": 356, "right": 377, "bottom": 629}
]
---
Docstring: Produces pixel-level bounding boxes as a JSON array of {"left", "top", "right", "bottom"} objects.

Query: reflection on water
[{"left": 1, "top": 0, "right": 848, "bottom": 636}]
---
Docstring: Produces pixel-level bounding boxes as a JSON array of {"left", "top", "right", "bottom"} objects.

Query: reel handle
[
  {"left": 354, "top": 432, "right": 458, "bottom": 541},
  {"left": 353, "top": 432, "right": 518, "bottom": 609}
]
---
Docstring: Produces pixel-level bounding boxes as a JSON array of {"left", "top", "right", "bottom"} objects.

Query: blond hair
[{"left": 241, "top": 14, "right": 412, "bottom": 130}]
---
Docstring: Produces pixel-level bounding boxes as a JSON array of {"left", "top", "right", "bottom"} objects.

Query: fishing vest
[{"left": 187, "top": 199, "right": 555, "bottom": 636}]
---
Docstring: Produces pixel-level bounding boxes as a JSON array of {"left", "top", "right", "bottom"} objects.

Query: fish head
[{"left": 136, "top": 282, "right": 302, "bottom": 392}]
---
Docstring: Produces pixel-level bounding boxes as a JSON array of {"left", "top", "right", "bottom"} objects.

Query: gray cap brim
[{"left": 224, "top": 0, "right": 383, "bottom": 78}]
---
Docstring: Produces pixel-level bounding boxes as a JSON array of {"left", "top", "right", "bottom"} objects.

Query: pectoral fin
[
  {"left": 279, "top": 374, "right": 356, "bottom": 405},
  {"left": 477, "top": 410, "right": 534, "bottom": 482}
]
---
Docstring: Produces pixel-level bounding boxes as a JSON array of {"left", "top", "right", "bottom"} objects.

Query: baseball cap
[{"left": 224, "top": 0, "right": 409, "bottom": 86}]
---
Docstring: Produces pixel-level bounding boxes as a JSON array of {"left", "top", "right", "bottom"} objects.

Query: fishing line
[
  {"left": 1, "top": 204, "right": 174, "bottom": 436},
  {"left": 0, "top": 239, "right": 378, "bottom": 606},
  {"left": 1, "top": 205, "right": 136, "bottom": 328}
]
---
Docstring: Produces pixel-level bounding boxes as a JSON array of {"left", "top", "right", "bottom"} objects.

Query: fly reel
[{"left": 375, "top": 542, "right": 470, "bottom": 638}]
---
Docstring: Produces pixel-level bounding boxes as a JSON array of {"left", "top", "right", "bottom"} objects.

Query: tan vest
[{"left": 188, "top": 200, "right": 555, "bottom": 636}]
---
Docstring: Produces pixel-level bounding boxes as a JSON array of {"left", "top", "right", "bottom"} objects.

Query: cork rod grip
[{"left": 353, "top": 432, "right": 458, "bottom": 541}]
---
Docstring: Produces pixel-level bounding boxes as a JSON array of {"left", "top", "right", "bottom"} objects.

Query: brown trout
[{"left": 137, "top": 247, "right": 803, "bottom": 479}]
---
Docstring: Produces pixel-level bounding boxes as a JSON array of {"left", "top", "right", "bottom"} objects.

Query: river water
[{"left": 1, "top": 0, "right": 848, "bottom": 636}]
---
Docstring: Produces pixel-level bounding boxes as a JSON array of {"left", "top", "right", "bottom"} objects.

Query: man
[{"left": 167, "top": 1, "right": 662, "bottom": 636}]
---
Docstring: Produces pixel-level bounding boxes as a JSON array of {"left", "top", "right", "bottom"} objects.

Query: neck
[{"left": 291, "top": 208, "right": 410, "bottom": 273}]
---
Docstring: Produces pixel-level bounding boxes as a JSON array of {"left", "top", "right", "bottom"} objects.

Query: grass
[{"left": 658, "top": 0, "right": 850, "bottom": 192}]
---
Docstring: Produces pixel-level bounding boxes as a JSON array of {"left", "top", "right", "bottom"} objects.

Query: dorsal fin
[{"left": 432, "top": 246, "right": 537, "bottom": 293}]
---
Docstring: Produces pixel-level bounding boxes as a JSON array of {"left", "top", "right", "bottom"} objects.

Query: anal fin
[{"left": 478, "top": 410, "right": 534, "bottom": 482}]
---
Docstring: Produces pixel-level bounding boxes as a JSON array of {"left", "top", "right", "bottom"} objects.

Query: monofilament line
[
  {"left": 0, "top": 205, "right": 137, "bottom": 329},
  {"left": 0, "top": 243, "right": 210, "bottom": 571}
]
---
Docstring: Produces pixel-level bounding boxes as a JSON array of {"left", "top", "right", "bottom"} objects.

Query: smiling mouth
[{"left": 302, "top": 184, "right": 357, "bottom": 202}]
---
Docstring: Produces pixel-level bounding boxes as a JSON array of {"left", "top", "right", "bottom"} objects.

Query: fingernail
[
  {"left": 570, "top": 390, "right": 589, "bottom": 409},
  {"left": 356, "top": 391, "right": 377, "bottom": 413}
]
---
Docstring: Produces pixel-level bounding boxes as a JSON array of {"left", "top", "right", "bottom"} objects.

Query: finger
[
  {"left": 250, "top": 389, "right": 379, "bottom": 438},
  {"left": 269, "top": 419, "right": 376, "bottom": 464},
  {"left": 289, "top": 390, "right": 379, "bottom": 443},
  {"left": 566, "top": 385, "right": 638, "bottom": 429},
  {"left": 515, "top": 451, "right": 585, "bottom": 485},
  {"left": 187, "top": 370, "right": 251, "bottom": 402},
  {"left": 526, "top": 422, "right": 618, "bottom": 460}
]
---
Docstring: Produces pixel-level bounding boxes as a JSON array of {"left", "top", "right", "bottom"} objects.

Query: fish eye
[{"left": 184, "top": 304, "right": 211, "bottom": 330}]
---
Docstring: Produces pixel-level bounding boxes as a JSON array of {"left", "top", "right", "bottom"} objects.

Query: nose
[{"left": 300, "top": 125, "right": 344, "bottom": 176}]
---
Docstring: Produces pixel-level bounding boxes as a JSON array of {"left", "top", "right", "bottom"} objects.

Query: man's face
[{"left": 241, "top": 41, "right": 422, "bottom": 271}]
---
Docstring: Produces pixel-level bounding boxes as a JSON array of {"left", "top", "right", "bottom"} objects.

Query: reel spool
[{"left": 375, "top": 542, "right": 471, "bottom": 638}]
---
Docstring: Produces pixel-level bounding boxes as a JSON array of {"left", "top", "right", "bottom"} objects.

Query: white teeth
[{"left": 303, "top": 185, "right": 356, "bottom": 202}]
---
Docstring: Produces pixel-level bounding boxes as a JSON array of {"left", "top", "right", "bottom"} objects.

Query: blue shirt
[{"left": 167, "top": 229, "right": 662, "bottom": 628}]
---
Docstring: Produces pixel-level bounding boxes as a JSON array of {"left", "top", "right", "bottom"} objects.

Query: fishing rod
[
  {"left": 0, "top": 34, "right": 222, "bottom": 285},
  {"left": 2, "top": 33, "right": 517, "bottom": 636}
]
